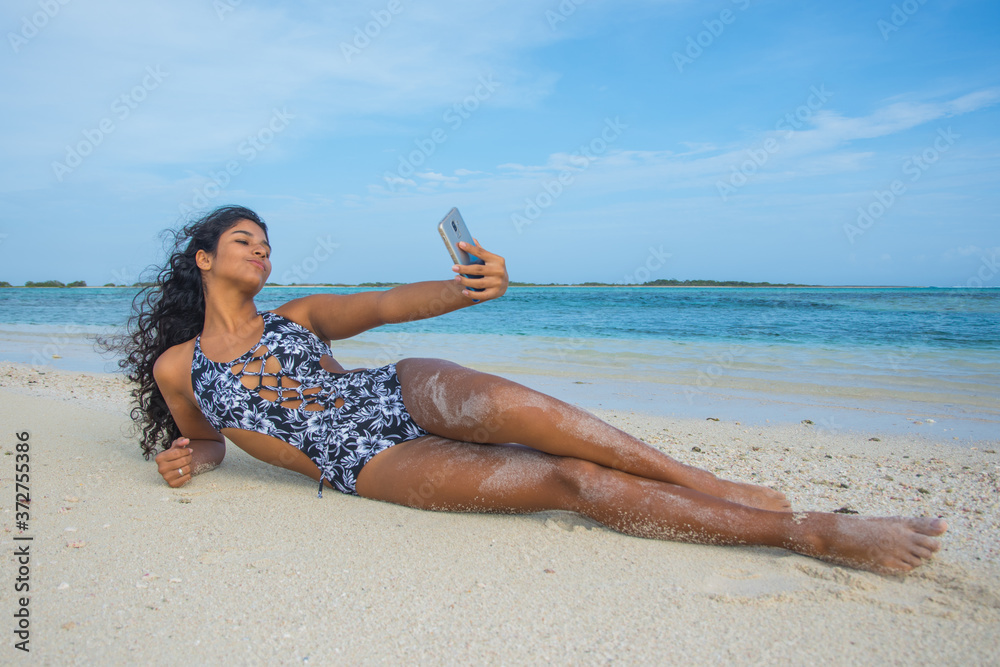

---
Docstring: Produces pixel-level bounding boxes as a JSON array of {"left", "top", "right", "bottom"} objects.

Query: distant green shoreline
[{"left": 1, "top": 280, "right": 927, "bottom": 289}]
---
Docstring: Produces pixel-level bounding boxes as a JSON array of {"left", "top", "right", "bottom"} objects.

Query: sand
[{"left": 2, "top": 360, "right": 998, "bottom": 664}]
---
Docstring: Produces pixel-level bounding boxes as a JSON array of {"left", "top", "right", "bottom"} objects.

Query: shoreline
[
  {"left": 2, "top": 363, "right": 997, "bottom": 663},
  {"left": 4, "top": 320, "right": 997, "bottom": 445},
  {"left": 1, "top": 283, "right": 937, "bottom": 289}
]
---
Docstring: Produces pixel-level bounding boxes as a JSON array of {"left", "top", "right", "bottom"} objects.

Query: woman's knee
[{"left": 551, "top": 457, "right": 607, "bottom": 506}]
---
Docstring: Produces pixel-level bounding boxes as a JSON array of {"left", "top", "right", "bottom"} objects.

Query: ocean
[{"left": 2, "top": 286, "right": 998, "bottom": 440}]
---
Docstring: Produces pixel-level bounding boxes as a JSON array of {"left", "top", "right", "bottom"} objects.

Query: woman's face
[{"left": 198, "top": 219, "right": 272, "bottom": 288}]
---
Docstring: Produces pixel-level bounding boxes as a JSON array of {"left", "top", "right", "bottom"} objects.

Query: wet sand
[{"left": 2, "top": 361, "right": 998, "bottom": 664}]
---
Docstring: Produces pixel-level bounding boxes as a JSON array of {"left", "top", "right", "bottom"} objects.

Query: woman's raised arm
[{"left": 287, "top": 238, "right": 509, "bottom": 341}]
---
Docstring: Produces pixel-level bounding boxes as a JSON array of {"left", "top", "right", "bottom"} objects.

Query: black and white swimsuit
[{"left": 191, "top": 310, "right": 428, "bottom": 496}]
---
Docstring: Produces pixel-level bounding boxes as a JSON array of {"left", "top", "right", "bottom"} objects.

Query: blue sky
[{"left": 1, "top": 0, "right": 998, "bottom": 287}]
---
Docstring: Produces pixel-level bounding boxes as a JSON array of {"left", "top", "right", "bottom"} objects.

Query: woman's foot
[
  {"left": 685, "top": 468, "right": 792, "bottom": 511},
  {"left": 713, "top": 478, "right": 792, "bottom": 512},
  {"left": 793, "top": 515, "right": 947, "bottom": 574}
]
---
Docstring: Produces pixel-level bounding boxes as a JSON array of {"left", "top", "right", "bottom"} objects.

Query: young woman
[{"left": 117, "top": 205, "right": 945, "bottom": 575}]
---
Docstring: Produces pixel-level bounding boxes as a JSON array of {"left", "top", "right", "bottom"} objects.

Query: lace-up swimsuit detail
[{"left": 191, "top": 310, "right": 428, "bottom": 496}]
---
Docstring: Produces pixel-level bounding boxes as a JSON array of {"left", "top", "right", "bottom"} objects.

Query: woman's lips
[{"left": 249, "top": 259, "right": 266, "bottom": 271}]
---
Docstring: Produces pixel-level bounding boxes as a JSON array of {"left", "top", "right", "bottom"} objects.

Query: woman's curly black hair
[{"left": 99, "top": 205, "right": 268, "bottom": 460}]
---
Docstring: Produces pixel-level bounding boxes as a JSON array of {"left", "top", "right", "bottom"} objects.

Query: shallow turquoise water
[
  {"left": 2, "top": 286, "right": 997, "bottom": 440},
  {"left": 2, "top": 286, "right": 998, "bottom": 350}
]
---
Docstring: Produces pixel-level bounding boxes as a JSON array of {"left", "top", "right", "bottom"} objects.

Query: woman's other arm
[
  {"left": 154, "top": 437, "right": 226, "bottom": 488},
  {"left": 152, "top": 349, "right": 226, "bottom": 487}
]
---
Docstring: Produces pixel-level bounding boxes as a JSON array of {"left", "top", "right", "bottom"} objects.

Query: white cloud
[
  {"left": 0, "top": 0, "right": 581, "bottom": 187},
  {"left": 497, "top": 162, "right": 549, "bottom": 173},
  {"left": 449, "top": 90, "right": 1000, "bottom": 198},
  {"left": 417, "top": 171, "right": 459, "bottom": 182}
]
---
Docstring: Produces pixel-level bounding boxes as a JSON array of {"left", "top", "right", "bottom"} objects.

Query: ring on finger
[{"left": 178, "top": 467, "right": 184, "bottom": 476}]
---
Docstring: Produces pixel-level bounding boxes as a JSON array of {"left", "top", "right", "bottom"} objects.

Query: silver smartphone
[{"left": 437, "top": 207, "right": 485, "bottom": 296}]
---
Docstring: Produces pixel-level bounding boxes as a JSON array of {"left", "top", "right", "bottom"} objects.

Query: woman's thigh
[
  {"left": 395, "top": 357, "right": 549, "bottom": 443},
  {"left": 355, "top": 434, "right": 573, "bottom": 513}
]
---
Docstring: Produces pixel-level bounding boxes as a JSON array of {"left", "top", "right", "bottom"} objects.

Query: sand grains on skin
[
  {"left": 795, "top": 515, "right": 948, "bottom": 575},
  {"left": 705, "top": 476, "right": 793, "bottom": 513},
  {"left": 2, "top": 367, "right": 999, "bottom": 665}
]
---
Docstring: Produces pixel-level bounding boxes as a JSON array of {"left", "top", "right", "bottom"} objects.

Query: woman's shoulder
[
  {"left": 153, "top": 338, "right": 198, "bottom": 387},
  {"left": 268, "top": 299, "right": 328, "bottom": 342}
]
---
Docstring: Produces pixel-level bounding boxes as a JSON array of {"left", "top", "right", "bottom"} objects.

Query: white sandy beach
[{"left": 2, "top": 361, "right": 998, "bottom": 664}]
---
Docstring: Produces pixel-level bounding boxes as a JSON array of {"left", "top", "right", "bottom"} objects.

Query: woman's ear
[{"left": 195, "top": 249, "right": 212, "bottom": 271}]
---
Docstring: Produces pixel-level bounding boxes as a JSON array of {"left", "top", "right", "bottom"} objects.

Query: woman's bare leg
[
  {"left": 395, "top": 358, "right": 790, "bottom": 511},
  {"left": 357, "top": 436, "right": 946, "bottom": 575}
]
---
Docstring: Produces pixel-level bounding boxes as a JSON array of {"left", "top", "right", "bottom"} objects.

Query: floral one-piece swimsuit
[{"left": 191, "top": 310, "right": 428, "bottom": 496}]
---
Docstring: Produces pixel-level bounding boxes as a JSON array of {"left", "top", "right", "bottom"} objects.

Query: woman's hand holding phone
[{"left": 452, "top": 238, "right": 508, "bottom": 303}]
